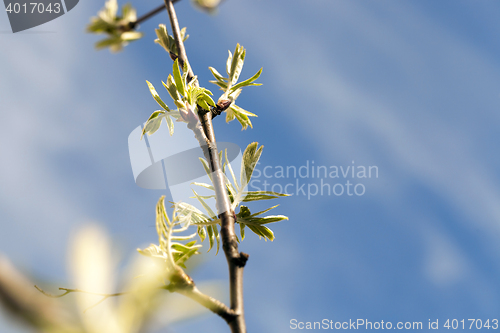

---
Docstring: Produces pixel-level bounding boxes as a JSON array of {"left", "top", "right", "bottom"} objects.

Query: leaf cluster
[
  {"left": 142, "top": 59, "right": 216, "bottom": 138},
  {"left": 209, "top": 44, "right": 262, "bottom": 129},
  {"left": 138, "top": 196, "right": 202, "bottom": 270},
  {"left": 86, "top": 0, "right": 143, "bottom": 52},
  {"left": 189, "top": 142, "right": 289, "bottom": 246}
]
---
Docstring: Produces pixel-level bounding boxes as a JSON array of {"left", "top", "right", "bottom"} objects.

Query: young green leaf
[
  {"left": 146, "top": 81, "right": 170, "bottom": 111},
  {"left": 226, "top": 50, "right": 233, "bottom": 78},
  {"left": 172, "top": 59, "right": 186, "bottom": 97},
  {"left": 230, "top": 68, "right": 263, "bottom": 93},
  {"left": 208, "top": 66, "right": 227, "bottom": 83},
  {"left": 137, "top": 196, "right": 201, "bottom": 272},
  {"left": 197, "top": 226, "right": 206, "bottom": 243},
  {"left": 232, "top": 106, "right": 253, "bottom": 130},
  {"left": 246, "top": 225, "right": 274, "bottom": 241},
  {"left": 165, "top": 113, "right": 174, "bottom": 136},
  {"left": 241, "top": 142, "right": 263, "bottom": 187},
  {"left": 228, "top": 44, "right": 246, "bottom": 85},
  {"left": 240, "top": 223, "right": 246, "bottom": 240},
  {"left": 163, "top": 76, "right": 184, "bottom": 108},
  {"left": 241, "top": 191, "right": 289, "bottom": 202},
  {"left": 141, "top": 110, "right": 166, "bottom": 138},
  {"left": 192, "top": 190, "right": 216, "bottom": 219}
]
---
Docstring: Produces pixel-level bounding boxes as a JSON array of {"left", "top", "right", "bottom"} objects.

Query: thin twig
[
  {"left": 35, "top": 285, "right": 130, "bottom": 313},
  {"left": 121, "top": 1, "right": 181, "bottom": 31},
  {"left": 35, "top": 282, "right": 238, "bottom": 321},
  {"left": 166, "top": 283, "right": 237, "bottom": 323},
  {"left": 164, "top": 0, "right": 195, "bottom": 82}
]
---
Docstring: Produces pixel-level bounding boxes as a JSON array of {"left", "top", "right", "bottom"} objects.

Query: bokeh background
[{"left": 2, "top": 0, "right": 500, "bottom": 332}]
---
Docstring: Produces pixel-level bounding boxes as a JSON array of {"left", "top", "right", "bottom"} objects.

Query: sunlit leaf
[
  {"left": 241, "top": 191, "right": 289, "bottom": 202},
  {"left": 230, "top": 68, "right": 263, "bottom": 93},
  {"left": 246, "top": 224, "right": 274, "bottom": 241},
  {"left": 228, "top": 44, "right": 246, "bottom": 85},
  {"left": 172, "top": 59, "right": 186, "bottom": 97},
  {"left": 141, "top": 110, "right": 166, "bottom": 138},
  {"left": 146, "top": 81, "right": 170, "bottom": 111},
  {"left": 241, "top": 142, "right": 263, "bottom": 187}
]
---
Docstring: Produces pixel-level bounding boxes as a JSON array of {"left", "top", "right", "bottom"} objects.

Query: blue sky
[{"left": 1, "top": 0, "right": 500, "bottom": 332}]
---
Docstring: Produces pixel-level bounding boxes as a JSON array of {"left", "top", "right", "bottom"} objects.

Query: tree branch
[
  {"left": 35, "top": 281, "right": 239, "bottom": 325},
  {"left": 164, "top": 0, "right": 195, "bottom": 82},
  {"left": 165, "top": 283, "right": 237, "bottom": 324},
  {"left": 34, "top": 285, "right": 129, "bottom": 313},
  {"left": 164, "top": 2, "right": 248, "bottom": 332},
  {"left": 121, "top": 1, "right": 180, "bottom": 32}
]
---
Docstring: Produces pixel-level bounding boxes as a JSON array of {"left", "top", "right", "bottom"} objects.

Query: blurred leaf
[
  {"left": 86, "top": 0, "right": 143, "bottom": 53},
  {"left": 191, "top": 0, "right": 221, "bottom": 13}
]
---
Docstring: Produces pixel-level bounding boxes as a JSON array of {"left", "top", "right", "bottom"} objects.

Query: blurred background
[{"left": 1, "top": 0, "right": 500, "bottom": 331}]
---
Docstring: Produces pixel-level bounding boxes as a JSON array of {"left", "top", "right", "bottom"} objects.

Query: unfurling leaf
[
  {"left": 173, "top": 59, "right": 186, "bottom": 97},
  {"left": 142, "top": 111, "right": 163, "bottom": 137},
  {"left": 246, "top": 225, "right": 274, "bottom": 241},
  {"left": 155, "top": 24, "right": 189, "bottom": 56},
  {"left": 137, "top": 196, "right": 201, "bottom": 272},
  {"left": 241, "top": 191, "right": 289, "bottom": 202},
  {"left": 141, "top": 90, "right": 175, "bottom": 138},
  {"left": 228, "top": 104, "right": 257, "bottom": 130},
  {"left": 228, "top": 44, "right": 246, "bottom": 86},
  {"left": 241, "top": 142, "right": 263, "bottom": 187},
  {"left": 208, "top": 44, "right": 262, "bottom": 130},
  {"left": 230, "top": 68, "right": 263, "bottom": 93},
  {"left": 146, "top": 81, "right": 170, "bottom": 111},
  {"left": 191, "top": 145, "right": 288, "bottom": 242}
]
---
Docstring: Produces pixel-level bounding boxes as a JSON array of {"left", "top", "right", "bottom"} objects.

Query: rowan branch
[
  {"left": 120, "top": 1, "right": 180, "bottom": 32},
  {"left": 164, "top": 2, "right": 248, "bottom": 332},
  {"left": 35, "top": 282, "right": 238, "bottom": 324}
]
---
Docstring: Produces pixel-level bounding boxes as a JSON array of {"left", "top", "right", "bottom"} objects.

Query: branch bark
[
  {"left": 121, "top": 2, "right": 178, "bottom": 32},
  {"left": 164, "top": 1, "right": 248, "bottom": 331}
]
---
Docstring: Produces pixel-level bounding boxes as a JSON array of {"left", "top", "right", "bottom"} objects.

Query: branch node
[{"left": 233, "top": 252, "right": 249, "bottom": 268}]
